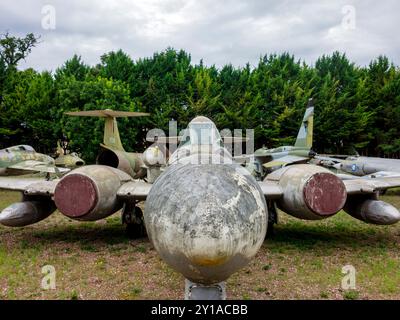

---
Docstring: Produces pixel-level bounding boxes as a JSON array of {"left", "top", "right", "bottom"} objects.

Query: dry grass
[{"left": 1, "top": 189, "right": 400, "bottom": 300}]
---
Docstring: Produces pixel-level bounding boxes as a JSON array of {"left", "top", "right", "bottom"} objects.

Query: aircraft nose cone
[{"left": 144, "top": 163, "right": 267, "bottom": 284}]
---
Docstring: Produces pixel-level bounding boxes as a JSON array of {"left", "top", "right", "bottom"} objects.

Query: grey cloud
[{"left": 0, "top": 0, "right": 398, "bottom": 71}]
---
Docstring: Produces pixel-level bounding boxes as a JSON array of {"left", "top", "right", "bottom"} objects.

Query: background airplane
[
  {"left": 65, "top": 109, "right": 151, "bottom": 180},
  {"left": 1, "top": 116, "right": 400, "bottom": 299},
  {"left": 54, "top": 140, "right": 85, "bottom": 169},
  {"left": 0, "top": 145, "right": 70, "bottom": 177},
  {"left": 317, "top": 155, "right": 400, "bottom": 179},
  {"left": 237, "top": 98, "right": 315, "bottom": 179}
]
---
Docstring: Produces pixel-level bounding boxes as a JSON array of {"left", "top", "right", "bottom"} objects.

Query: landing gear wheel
[{"left": 122, "top": 205, "right": 146, "bottom": 239}]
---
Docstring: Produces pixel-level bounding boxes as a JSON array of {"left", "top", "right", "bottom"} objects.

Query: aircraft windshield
[
  {"left": 179, "top": 120, "right": 222, "bottom": 148},
  {"left": 169, "top": 117, "right": 229, "bottom": 165}
]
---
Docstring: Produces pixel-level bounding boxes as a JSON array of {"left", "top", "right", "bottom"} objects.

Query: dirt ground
[{"left": 1, "top": 189, "right": 400, "bottom": 300}]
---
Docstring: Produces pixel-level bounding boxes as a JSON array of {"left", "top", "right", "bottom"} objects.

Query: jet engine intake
[
  {"left": 267, "top": 164, "right": 347, "bottom": 220},
  {"left": 54, "top": 165, "right": 132, "bottom": 221}
]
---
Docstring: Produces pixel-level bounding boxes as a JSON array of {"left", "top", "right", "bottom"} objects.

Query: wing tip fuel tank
[
  {"left": 344, "top": 198, "right": 400, "bottom": 225},
  {"left": 0, "top": 200, "right": 56, "bottom": 227}
]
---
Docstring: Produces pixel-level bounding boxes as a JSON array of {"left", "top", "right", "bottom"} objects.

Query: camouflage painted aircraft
[
  {"left": 238, "top": 99, "right": 315, "bottom": 179},
  {"left": 65, "top": 109, "right": 151, "bottom": 180},
  {"left": 54, "top": 141, "right": 85, "bottom": 169},
  {"left": 0, "top": 145, "right": 70, "bottom": 176},
  {"left": 2, "top": 116, "right": 400, "bottom": 299}
]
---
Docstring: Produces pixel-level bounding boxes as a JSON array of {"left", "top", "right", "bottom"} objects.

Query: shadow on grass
[
  {"left": 4, "top": 211, "right": 399, "bottom": 253},
  {"left": 268, "top": 218, "right": 399, "bottom": 252},
  {"left": 17, "top": 223, "right": 149, "bottom": 249}
]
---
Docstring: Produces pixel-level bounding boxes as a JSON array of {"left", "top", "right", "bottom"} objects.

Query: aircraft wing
[
  {"left": 0, "top": 176, "right": 152, "bottom": 200},
  {"left": 0, "top": 177, "right": 57, "bottom": 193},
  {"left": 258, "top": 176, "right": 400, "bottom": 199},
  {"left": 7, "top": 160, "right": 70, "bottom": 174},
  {"left": 258, "top": 181, "right": 283, "bottom": 200},
  {"left": 343, "top": 177, "right": 400, "bottom": 195},
  {"left": 117, "top": 180, "right": 152, "bottom": 201},
  {"left": 263, "top": 155, "right": 308, "bottom": 169}
]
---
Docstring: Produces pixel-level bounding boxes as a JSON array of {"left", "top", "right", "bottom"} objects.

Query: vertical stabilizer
[
  {"left": 56, "top": 141, "right": 65, "bottom": 156},
  {"left": 104, "top": 116, "right": 125, "bottom": 151},
  {"left": 294, "top": 99, "right": 314, "bottom": 149}
]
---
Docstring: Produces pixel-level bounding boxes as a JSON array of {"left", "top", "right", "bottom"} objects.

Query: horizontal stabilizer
[{"left": 65, "top": 109, "right": 150, "bottom": 118}]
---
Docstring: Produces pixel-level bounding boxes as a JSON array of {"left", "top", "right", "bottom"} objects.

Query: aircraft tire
[{"left": 125, "top": 207, "right": 147, "bottom": 239}]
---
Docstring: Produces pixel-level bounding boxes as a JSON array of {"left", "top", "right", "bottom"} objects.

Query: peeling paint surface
[
  {"left": 145, "top": 162, "right": 267, "bottom": 284},
  {"left": 303, "top": 172, "right": 347, "bottom": 216},
  {"left": 267, "top": 164, "right": 347, "bottom": 220}
]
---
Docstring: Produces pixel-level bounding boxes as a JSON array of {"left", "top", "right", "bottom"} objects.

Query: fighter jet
[
  {"left": 53, "top": 140, "right": 85, "bottom": 169},
  {"left": 1, "top": 116, "right": 400, "bottom": 299},
  {"left": 237, "top": 99, "right": 315, "bottom": 179},
  {"left": 317, "top": 155, "right": 400, "bottom": 179},
  {"left": 0, "top": 145, "right": 70, "bottom": 176},
  {"left": 65, "top": 109, "right": 151, "bottom": 179}
]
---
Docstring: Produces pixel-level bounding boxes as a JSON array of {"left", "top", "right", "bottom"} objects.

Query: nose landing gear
[{"left": 122, "top": 202, "right": 146, "bottom": 239}]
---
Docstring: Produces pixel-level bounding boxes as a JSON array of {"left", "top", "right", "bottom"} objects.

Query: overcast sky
[{"left": 1, "top": 0, "right": 399, "bottom": 71}]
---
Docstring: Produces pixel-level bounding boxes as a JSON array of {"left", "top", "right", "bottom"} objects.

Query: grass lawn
[{"left": 1, "top": 189, "right": 400, "bottom": 300}]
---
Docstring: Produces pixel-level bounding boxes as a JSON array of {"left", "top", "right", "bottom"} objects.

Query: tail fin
[
  {"left": 65, "top": 109, "right": 150, "bottom": 152},
  {"left": 56, "top": 140, "right": 65, "bottom": 156},
  {"left": 294, "top": 99, "right": 314, "bottom": 149},
  {"left": 103, "top": 116, "right": 125, "bottom": 151}
]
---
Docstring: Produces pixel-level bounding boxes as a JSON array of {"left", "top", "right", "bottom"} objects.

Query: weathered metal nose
[{"left": 144, "top": 163, "right": 267, "bottom": 284}]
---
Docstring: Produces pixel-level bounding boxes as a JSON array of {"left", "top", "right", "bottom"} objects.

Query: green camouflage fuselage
[
  {"left": 254, "top": 146, "right": 311, "bottom": 163},
  {"left": 0, "top": 145, "right": 54, "bottom": 176}
]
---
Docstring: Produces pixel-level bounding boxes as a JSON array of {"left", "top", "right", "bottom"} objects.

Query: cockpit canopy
[
  {"left": 169, "top": 116, "right": 231, "bottom": 165},
  {"left": 179, "top": 116, "right": 223, "bottom": 148}
]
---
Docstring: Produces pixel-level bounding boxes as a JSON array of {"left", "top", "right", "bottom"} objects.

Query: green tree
[
  {"left": 55, "top": 76, "right": 147, "bottom": 162},
  {"left": 0, "top": 32, "right": 39, "bottom": 70},
  {"left": 99, "top": 49, "right": 135, "bottom": 82},
  {"left": 55, "top": 55, "right": 90, "bottom": 81}
]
